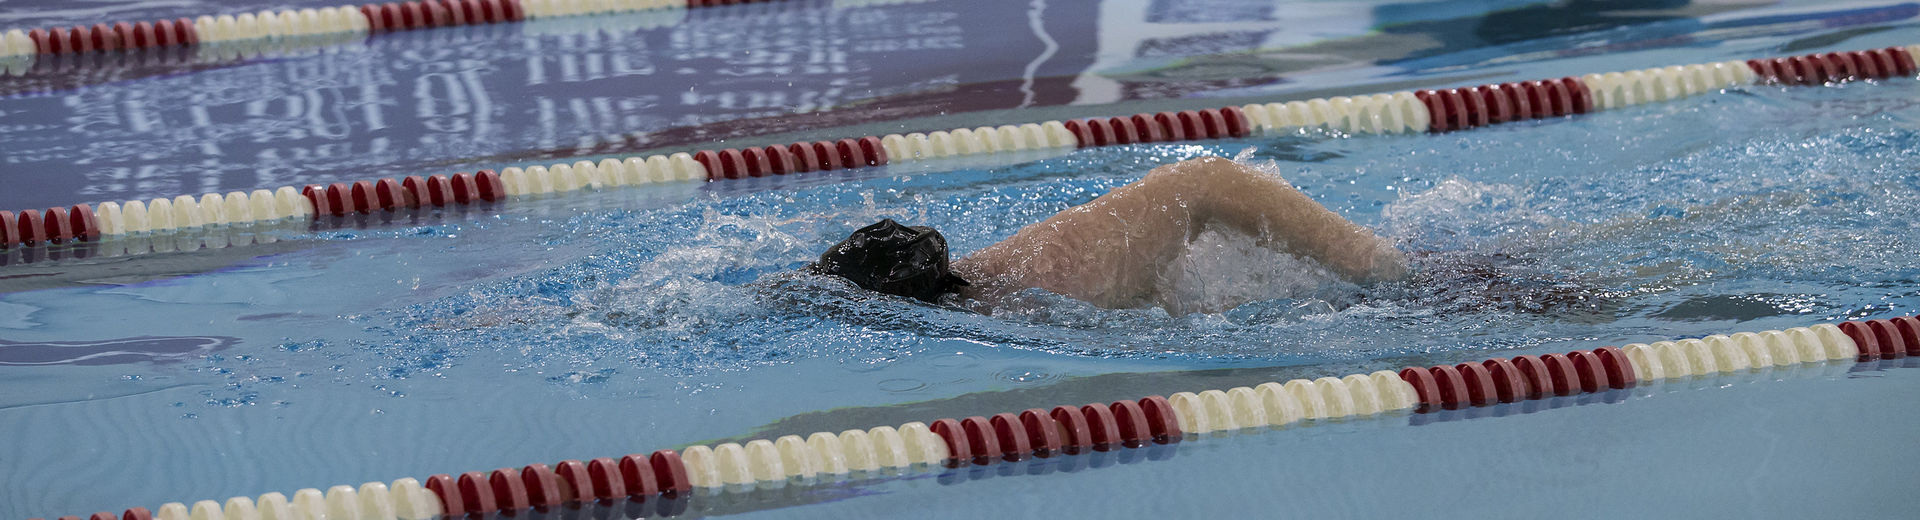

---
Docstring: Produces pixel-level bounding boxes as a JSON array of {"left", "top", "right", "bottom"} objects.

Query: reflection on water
[
  {"left": 0, "top": 1, "right": 1098, "bottom": 208},
  {"left": 0, "top": 335, "right": 236, "bottom": 366},
  {"left": 6, "top": 0, "right": 1914, "bottom": 212}
]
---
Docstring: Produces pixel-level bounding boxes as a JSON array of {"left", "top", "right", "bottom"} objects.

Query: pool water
[{"left": 3, "top": 0, "right": 1920, "bottom": 518}]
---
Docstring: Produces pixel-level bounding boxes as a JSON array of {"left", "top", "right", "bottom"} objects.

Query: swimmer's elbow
[
  {"left": 1336, "top": 239, "right": 1408, "bottom": 285},
  {"left": 1365, "top": 246, "right": 1411, "bottom": 284}
]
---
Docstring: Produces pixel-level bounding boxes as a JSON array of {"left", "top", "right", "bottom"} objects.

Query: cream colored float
[
  {"left": 500, "top": 152, "right": 705, "bottom": 197},
  {"left": 880, "top": 122, "right": 1079, "bottom": 162},
  {"left": 195, "top": 7, "right": 367, "bottom": 43},
  {"left": 1167, "top": 371, "right": 1418, "bottom": 434},
  {"left": 677, "top": 421, "right": 948, "bottom": 490},
  {"left": 1241, "top": 92, "right": 1430, "bottom": 135},
  {"left": 1579, "top": 61, "right": 1753, "bottom": 110},
  {"left": 1621, "top": 325, "right": 1858, "bottom": 380},
  {"left": 1, "top": 29, "right": 32, "bottom": 57},
  {"left": 153, "top": 479, "right": 439, "bottom": 520},
  {"left": 93, "top": 186, "right": 313, "bottom": 235}
]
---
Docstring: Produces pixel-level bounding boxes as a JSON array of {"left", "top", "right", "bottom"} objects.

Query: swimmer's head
[{"left": 813, "top": 219, "right": 969, "bottom": 302}]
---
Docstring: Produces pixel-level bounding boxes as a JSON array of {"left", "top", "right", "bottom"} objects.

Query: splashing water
[{"left": 343, "top": 85, "right": 1920, "bottom": 387}]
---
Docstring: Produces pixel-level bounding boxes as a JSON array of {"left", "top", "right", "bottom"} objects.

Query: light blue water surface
[{"left": 2, "top": 1, "right": 1920, "bottom": 518}]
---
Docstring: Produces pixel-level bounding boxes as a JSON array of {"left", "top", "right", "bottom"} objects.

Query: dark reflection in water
[
  {"left": 0, "top": 335, "right": 236, "bottom": 366},
  {"left": 5, "top": 0, "right": 1909, "bottom": 211},
  {"left": 0, "top": 0, "right": 1099, "bottom": 209}
]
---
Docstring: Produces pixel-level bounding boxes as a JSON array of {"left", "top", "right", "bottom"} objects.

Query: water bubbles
[
  {"left": 343, "top": 85, "right": 1920, "bottom": 396},
  {"left": 1647, "top": 205, "right": 1686, "bottom": 220},
  {"left": 1221, "top": 298, "right": 1340, "bottom": 325},
  {"left": 1380, "top": 178, "right": 1558, "bottom": 249},
  {"left": 547, "top": 368, "right": 616, "bottom": 385},
  {"left": 992, "top": 366, "right": 1058, "bottom": 385},
  {"left": 1154, "top": 224, "right": 1357, "bottom": 316},
  {"left": 927, "top": 352, "right": 980, "bottom": 369},
  {"left": 876, "top": 378, "right": 926, "bottom": 392}
]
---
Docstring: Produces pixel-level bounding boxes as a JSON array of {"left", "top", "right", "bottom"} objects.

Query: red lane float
[
  {"left": 695, "top": 137, "right": 890, "bottom": 181},
  {"left": 521, "top": 463, "right": 564, "bottom": 507},
  {"left": 1415, "top": 77, "right": 1590, "bottom": 133},
  {"left": 1397, "top": 366, "right": 1443, "bottom": 410},
  {"left": 1839, "top": 321, "right": 1885, "bottom": 359},
  {"left": 1079, "top": 403, "right": 1124, "bottom": 451},
  {"left": 1065, "top": 108, "right": 1252, "bottom": 149},
  {"left": 1049, "top": 405, "right": 1093, "bottom": 455},
  {"left": 1137, "top": 395, "right": 1183, "bottom": 443},
  {"left": 927, "top": 418, "right": 972, "bottom": 468},
  {"left": 24, "top": 19, "right": 196, "bottom": 55},
  {"left": 1108, "top": 399, "right": 1153, "bottom": 447},
  {"left": 618, "top": 454, "right": 660, "bottom": 496},
  {"left": 1893, "top": 317, "right": 1920, "bottom": 356},
  {"left": 650, "top": 450, "right": 690, "bottom": 496},
  {"left": 1590, "top": 347, "right": 1636, "bottom": 388},
  {"left": 1481, "top": 358, "right": 1531, "bottom": 403},
  {"left": 1868, "top": 320, "right": 1909, "bottom": 359},
  {"left": 1565, "top": 351, "right": 1611, "bottom": 392},
  {"left": 455, "top": 471, "right": 497, "bottom": 514},
  {"left": 1453, "top": 362, "right": 1498, "bottom": 407},
  {"left": 585, "top": 457, "right": 625, "bottom": 500},
  {"left": 987, "top": 413, "right": 1032, "bottom": 462},
  {"left": 301, "top": 171, "right": 503, "bottom": 218},
  {"left": 915, "top": 398, "right": 1177, "bottom": 471},
  {"left": 488, "top": 468, "right": 530, "bottom": 511},
  {"left": 423, "top": 475, "right": 466, "bottom": 517},
  {"left": 0, "top": 204, "right": 100, "bottom": 248},
  {"left": 552, "top": 459, "right": 592, "bottom": 504},
  {"left": 1401, "top": 347, "right": 1638, "bottom": 411},
  {"left": 1017, "top": 408, "right": 1065, "bottom": 456},
  {"left": 1537, "top": 354, "right": 1581, "bottom": 395},
  {"left": 956, "top": 416, "right": 1002, "bottom": 465},
  {"left": 362, "top": 0, "right": 524, "bottom": 33},
  {"left": 1747, "top": 47, "right": 1915, "bottom": 84},
  {"left": 413, "top": 449, "right": 686, "bottom": 517},
  {"left": 1840, "top": 318, "right": 1917, "bottom": 359}
]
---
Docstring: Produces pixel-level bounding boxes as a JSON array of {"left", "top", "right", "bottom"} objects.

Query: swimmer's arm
[
  {"left": 1153, "top": 157, "right": 1406, "bottom": 282},
  {"left": 956, "top": 157, "right": 1406, "bottom": 306}
]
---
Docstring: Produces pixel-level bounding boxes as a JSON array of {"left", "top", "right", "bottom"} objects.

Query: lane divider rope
[{"left": 28, "top": 313, "right": 1915, "bottom": 520}]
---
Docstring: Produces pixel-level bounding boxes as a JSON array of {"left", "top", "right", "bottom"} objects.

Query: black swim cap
[{"left": 813, "top": 219, "right": 970, "bottom": 302}]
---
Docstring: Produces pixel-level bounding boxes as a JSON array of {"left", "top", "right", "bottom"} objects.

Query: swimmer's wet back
[{"left": 813, "top": 219, "right": 970, "bottom": 302}]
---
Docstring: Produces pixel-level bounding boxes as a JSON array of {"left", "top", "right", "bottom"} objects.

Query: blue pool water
[{"left": 4, "top": 0, "right": 1920, "bottom": 518}]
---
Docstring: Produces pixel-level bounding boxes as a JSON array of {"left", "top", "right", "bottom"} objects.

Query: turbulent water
[{"left": 354, "top": 85, "right": 1920, "bottom": 386}]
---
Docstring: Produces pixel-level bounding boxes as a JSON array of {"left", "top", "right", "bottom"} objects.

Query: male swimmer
[{"left": 811, "top": 156, "right": 1410, "bottom": 314}]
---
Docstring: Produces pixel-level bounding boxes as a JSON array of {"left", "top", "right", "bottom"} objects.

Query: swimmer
[{"left": 811, "top": 156, "right": 1410, "bottom": 314}]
